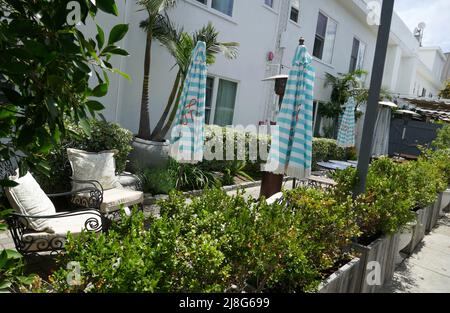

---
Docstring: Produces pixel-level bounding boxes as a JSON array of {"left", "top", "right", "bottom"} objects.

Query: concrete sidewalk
[{"left": 381, "top": 214, "right": 450, "bottom": 293}]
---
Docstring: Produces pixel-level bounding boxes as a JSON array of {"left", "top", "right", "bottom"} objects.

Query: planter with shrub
[{"left": 49, "top": 187, "right": 360, "bottom": 293}]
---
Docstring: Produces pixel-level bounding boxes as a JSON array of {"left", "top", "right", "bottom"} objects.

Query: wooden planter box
[
  {"left": 351, "top": 233, "right": 400, "bottom": 293},
  {"left": 318, "top": 258, "right": 361, "bottom": 293}
]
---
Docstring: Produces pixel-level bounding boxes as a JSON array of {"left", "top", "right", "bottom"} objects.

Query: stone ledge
[{"left": 143, "top": 177, "right": 295, "bottom": 205}]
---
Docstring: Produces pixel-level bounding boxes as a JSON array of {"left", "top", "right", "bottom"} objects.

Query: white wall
[{"left": 83, "top": 0, "right": 447, "bottom": 136}]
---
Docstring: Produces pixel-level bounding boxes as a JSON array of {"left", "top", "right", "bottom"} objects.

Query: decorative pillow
[
  {"left": 67, "top": 148, "right": 120, "bottom": 191},
  {"left": 5, "top": 172, "right": 55, "bottom": 233}
]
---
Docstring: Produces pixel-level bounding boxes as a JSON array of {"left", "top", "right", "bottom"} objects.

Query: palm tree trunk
[
  {"left": 137, "top": 32, "right": 153, "bottom": 140},
  {"left": 150, "top": 69, "right": 182, "bottom": 141},
  {"left": 159, "top": 77, "right": 185, "bottom": 138}
]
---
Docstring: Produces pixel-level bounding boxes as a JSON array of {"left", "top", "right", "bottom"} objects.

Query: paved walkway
[{"left": 381, "top": 213, "right": 450, "bottom": 293}]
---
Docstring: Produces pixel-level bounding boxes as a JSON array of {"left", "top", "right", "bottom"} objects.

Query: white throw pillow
[
  {"left": 5, "top": 172, "right": 56, "bottom": 233},
  {"left": 67, "top": 148, "right": 120, "bottom": 191}
]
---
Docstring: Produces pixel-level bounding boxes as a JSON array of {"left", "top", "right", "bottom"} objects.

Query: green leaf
[
  {"left": 97, "top": 0, "right": 119, "bottom": 16},
  {"left": 96, "top": 24, "right": 105, "bottom": 50},
  {"left": 0, "top": 179, "right": 19, "bottom": 188},
  {"left": 73, "top": 60, "right": 92, "bottom": 73},
  {"left": 86, "top": 100, "right": 105, "bottom": 111},
  {"left": 0, "top": 281, "right": 12, "bottom": 291},
  {"left": 112, "top": 68, "right": 131, "bottom": 81},
  {"left": 0, "top": 104, "right": 18, "bottom": 119},
  {"left": 108, "top": 24, "right": 129, "bottom": 45},
  {"left": 17, "top": 275, "right": 36, "bottom": 285},
  {"left": 91, "top": 83, "right": 108, "bottom": 97},
  {"left": 105, "top": 47, "right": 129, "bottom": 56},
  {"left": 5, "top": 249, "right": 21, "bottom": 260},
  {"left": 79, "top": 118, "right": 92, "bottom": 136}
]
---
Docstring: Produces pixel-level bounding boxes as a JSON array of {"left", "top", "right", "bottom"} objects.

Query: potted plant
[{"left": 130, "top": 1, "right": 238, "bottom": 170}]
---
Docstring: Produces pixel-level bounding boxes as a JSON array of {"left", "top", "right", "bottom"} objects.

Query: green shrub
[
  {"left": 36, "top": 119, "right": 133, "bottom": 193},
  {"left": 432, "top": 123, "right": 450, "bottom": 150},
  {"left": 312, "top": 138, "right": 347, "bottom": 170},
  {"left": 50, "top": 187, "right": 359, "bottom": 293},
  {"left": 139, "top": 167, "right": 177, "bottom": 195},
  {"left": 405, "top": 157, "right": 447, "bottom": 208},
  {"left": 333, "top": 157, "right": 416, "bottom": 239}
]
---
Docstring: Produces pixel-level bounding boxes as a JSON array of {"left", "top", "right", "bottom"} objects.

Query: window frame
[
  {"left": 313, "top": 10, "right": 338, "bottom": 65},
  {"left": 189, "top": 0, "right": 235, "bottom": 18},
  {"left": 290, "top": 0, "right": 300, "bottom": 23}
]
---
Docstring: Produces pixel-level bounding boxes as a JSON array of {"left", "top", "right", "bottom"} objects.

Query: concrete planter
[
  {"left": 426, "top": 198, "right": 441, "bottom": 233},
  {"left": 395, "top": 222, "right": 416, "bottom": 265},
  {"left": 318, "top": 258, "right": 361, "bottom": 293},
  {"left": 404, "top": 207, "right": 429, "bottom": 255},
  {"left": 351, "top": 233, "right": 400, "bottom": 293},
  {"left": 128, "top": 138, "right": 169, "bottom": 171},
  {"left": 439, "top": 189, "right": 450, "bottom": 216}
]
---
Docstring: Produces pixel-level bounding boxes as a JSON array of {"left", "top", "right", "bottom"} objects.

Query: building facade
[{"left": 85, "top": 0, "right": 448, "bottom": 136}]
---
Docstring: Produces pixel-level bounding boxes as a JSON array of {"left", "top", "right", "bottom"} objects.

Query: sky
[{"left": 394, "top": 0, "right": 450, "bottom": 53}]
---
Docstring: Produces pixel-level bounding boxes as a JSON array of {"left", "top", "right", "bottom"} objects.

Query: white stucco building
[{"left": 86, "top": 0, "right": 448, "bottom": 136}]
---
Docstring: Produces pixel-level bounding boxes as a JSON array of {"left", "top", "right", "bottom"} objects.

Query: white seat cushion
[
  {"left": 21, "top": 210, "right": 102, "bottom": 253},
  {"left": 5, "top": 172, "right": 56, "bottom": 233},
  {"left": 67, "top": 148, "right": 120, "bottom": 191},
  {"left": 99, "top": 188, "right": 144, "bottom": 214}
]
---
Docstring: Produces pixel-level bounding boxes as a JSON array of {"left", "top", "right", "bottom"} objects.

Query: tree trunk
[
  {"left": 160, "top": 76, "right": 185, "bottom": 139},
  {"left": 137, "top": 32, "right": 153, "bottom": 140},
  {"left": 150, "top": 69, "right": 182, "bottom": 141}
]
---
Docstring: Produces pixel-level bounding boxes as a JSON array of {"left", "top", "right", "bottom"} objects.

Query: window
[
  {"left": 313, "top": 12, "right": 337, "bottom": 64},
  {"left": 349, "top": 38, "right": 366, "bottom": 72},
  {"left": 205, "top": 77, "right": 215, "bottom": 124},
  {"left": 196, "top": 0, "right": 207, "bottom": 4},
  {"left": 421, "top": 88, "right": 426, "bottom": 97},
  {"left": 265, "top": 0, "right": 274, "bottom": 8},
  {"left": 214, "top": 79, "right": 237, "bottom": 126},
  {"left": 211, "top": 0, "right": 234, "bottom": 16},
  {"left": 290, "top": 0, "right": 300, "bottom": 23}
]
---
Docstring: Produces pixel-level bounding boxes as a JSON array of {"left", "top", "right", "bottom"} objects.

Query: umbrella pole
[{"left": 260, "top": 172, "right": 284, "bottom": 199}]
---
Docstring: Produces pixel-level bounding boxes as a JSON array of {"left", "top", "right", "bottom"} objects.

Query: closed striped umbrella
[
  {"left": 170, "top": 41, "right": 207, "bottom": 164},
  {"left": 264, "top": 44, "right": 315, "bottom": 179},
  {"left": 336, "top": 97, "right": 356, "bottom": 148}
]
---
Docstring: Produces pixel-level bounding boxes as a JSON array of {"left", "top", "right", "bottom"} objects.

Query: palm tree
[
  {"left": 150, "top": 23, "right": 239, "bottom": 141},
  {"left": 137, "top": 0, "right": 177, "bottom": 140}
]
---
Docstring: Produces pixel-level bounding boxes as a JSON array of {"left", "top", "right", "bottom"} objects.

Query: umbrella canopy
[
  {"left": 337, "top": 97, "right": 356, "bottom": 148},
  {"left": 170, "top": 41, "right": 207, "bottom": 164},
  {"left": 264, "top": 45, "right": 315, "bottom": 179}
]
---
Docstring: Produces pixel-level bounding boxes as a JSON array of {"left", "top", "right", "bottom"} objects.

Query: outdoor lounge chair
[
  {"left": 0, "top": 159, "right": 105, "bottom": 256},
  {"left": 66, "top": 148, "right": 144, "bottom": 220}
]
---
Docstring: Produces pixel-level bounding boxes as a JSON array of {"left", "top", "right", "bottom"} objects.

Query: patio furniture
[
  {"left": 316, "top": 161, "right": 349, "bottom": 171},
  {"left": 67, "top": 149, "right": 144, "bottom": 220},
  {"left": 1, "top": 159, "right": 104, "bottom": 256}
]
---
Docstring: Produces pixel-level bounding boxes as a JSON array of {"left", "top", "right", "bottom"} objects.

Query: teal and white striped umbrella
[
  {"left": 336, "top": 97, "right": 356, "bottom": 148},
  {"left": 264, "top": 45, "right": 315, "bottom": 179},
  {"left": 170, "top": 41, "right": 207, "bottom": 164}
]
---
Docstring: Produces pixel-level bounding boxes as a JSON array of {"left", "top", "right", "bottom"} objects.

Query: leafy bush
[
  {"left": 405, "top": 157, "right": 447, "bottom": 208},
  {"left": 432, "top": 123, "right": 450, "bottom": 150},
  {"left": 333, "top": 157, "right": 416, "bottom": 239},
  {"left": 36, "top": 119, "right": 133, "bottom": 193},
  {"left": 312, "top": 138, "right": 347, "bottom": 170},
  {"left": 50, "top": 187, "right": 359, "bottom": 293},
  {"left": 139, "top": 167, "right": 177, "bottom": 195}
]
